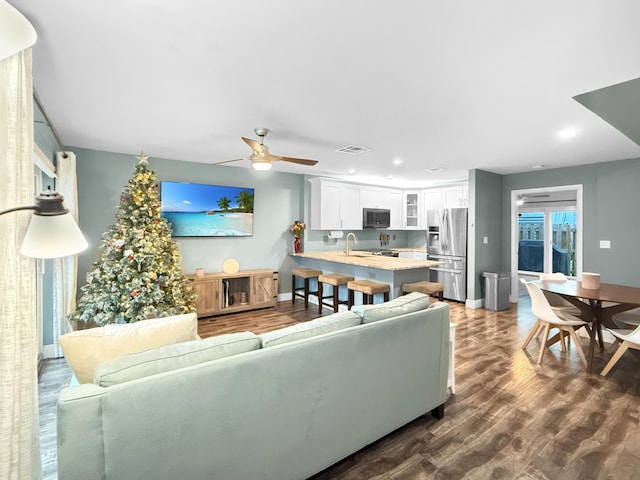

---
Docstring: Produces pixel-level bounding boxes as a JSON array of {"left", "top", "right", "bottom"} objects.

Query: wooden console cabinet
[{"left": 188, "top": 269, "right": 278, "bottom": 318}]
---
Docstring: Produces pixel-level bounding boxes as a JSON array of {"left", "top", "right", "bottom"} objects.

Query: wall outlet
[{"left": 599, "top": 240, "right": 611, "bottom": 249}]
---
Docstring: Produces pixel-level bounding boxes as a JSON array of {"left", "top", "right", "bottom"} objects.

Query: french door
[
  {"left": 510, "top": 185, "right": 583, "bottom": 302},
  {"left": 517, "top": 208, "right": 577, "bottom": 276}
]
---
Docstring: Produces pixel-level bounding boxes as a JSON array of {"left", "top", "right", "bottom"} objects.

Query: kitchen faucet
[{"left": 345, "top": 232, "right": 358, "bottom": 256}]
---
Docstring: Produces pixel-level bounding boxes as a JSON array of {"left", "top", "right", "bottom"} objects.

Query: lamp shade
[
  {"left": 0, "top": 0, "right": 37, "bottom": 61},
  {"left": 20, "top": 211, "right": 88, "bottom": 258}
]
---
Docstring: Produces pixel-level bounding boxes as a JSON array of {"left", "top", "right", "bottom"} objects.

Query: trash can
[{"left": 482, "top": 271, "right": 511, "bottom": 311}]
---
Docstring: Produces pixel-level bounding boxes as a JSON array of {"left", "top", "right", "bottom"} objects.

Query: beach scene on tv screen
[{"left": 160, "top": 181, "right": 254, "bottom": 236}]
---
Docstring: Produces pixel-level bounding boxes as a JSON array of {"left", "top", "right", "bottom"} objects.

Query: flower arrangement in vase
[{"left": 290, "top": 220, "right": 306, "bottom": 253}]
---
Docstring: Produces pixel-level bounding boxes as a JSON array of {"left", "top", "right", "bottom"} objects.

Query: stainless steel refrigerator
[{"left": 426, "top": 207, "right": 467, "bottom": 302}]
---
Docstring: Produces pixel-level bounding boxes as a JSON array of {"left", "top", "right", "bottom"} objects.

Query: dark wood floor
[{"left": 39, "top": 292, "right": 640, "bottom": 480}]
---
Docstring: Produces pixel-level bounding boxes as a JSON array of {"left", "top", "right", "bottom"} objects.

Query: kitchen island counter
[
  {"left": 292, "top": 250, "right": 444, "bottom": 301},
  {"left": 292, "top": 250, "right": 442, "bottom": 271}
]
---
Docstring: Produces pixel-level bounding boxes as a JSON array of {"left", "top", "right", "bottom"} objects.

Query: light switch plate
[
  {"left": 483, "top": 236, "right": 488, "bottom": 244},
  {"left": 600, "top": 240, "right": 611, "bottom": 249}
]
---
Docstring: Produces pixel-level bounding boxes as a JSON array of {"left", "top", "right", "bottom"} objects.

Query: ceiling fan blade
[
  {"left": 212, "top": 158, "right": 246, "bottom": 165},
  {"left": 242, "top": 137, "right": 263, "bottom": 153},
  {"left": 277, "top": 156, "right": 319, "bottom": 166}
]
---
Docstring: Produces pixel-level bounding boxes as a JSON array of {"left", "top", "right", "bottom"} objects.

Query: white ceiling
[{"left": 12, "top": 0, "right": 640, "bottom": 187}]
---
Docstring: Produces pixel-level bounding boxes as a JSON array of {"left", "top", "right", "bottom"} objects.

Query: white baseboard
[
  {"left": 42, "top": 344, "right": 61, "bottom": 359},
  {"left": 466, "top": 298, "right": 483, "bottom": 309},
  {"left": 279, "top": 292, "right": 292, "bottom": 302}
]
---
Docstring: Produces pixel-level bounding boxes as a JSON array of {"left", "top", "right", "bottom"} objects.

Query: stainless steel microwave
[{"left": 363, "top": 208, "right": 391, "bottom": 229}]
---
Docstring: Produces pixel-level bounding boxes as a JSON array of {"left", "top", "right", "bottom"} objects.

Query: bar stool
[
  {"left": 291, "top": 268, "right": 322, "bottom": 309},
  {"left": 318, "top": 273, "right": 354, "bottom": 313},
  {"left": 347, "top": 279, "right": 390, "bottom": 309},
  {"left": 402, "top": 281, "right": 444, "bottom": 301}
]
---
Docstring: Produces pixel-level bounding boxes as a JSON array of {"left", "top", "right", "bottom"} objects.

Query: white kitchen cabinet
[
  {"left": 443, "top": 184, "right": 468, "bottom": 207},
  {"left": 388, "top": 190, "right": 403, "bottom": 230},
  {"left": 398, "top": 250, "right": 428, "bottom": 260},
  {"left": 360, "top": 187, "right": 384, "bottom": 208},
  {"left": 423, "top": 188, "right": 443, "bottom": 211},
  {"left": 423, "top": 184, "right": 468, "bottom": 211},
  {"left": 403, "top": 190, "right": 423, "bottom": 229},
  {"left": 310, "top": 179, "right": 361, "bottom": 230}
]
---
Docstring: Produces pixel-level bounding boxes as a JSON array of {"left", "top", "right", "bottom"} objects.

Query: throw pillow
[
  {"left": 259, "top": 311, "right": 361, "bottom": 348},
  {"left": 94, "top": 331, "right": 261, "bottom": 387},
  {"left": 351, "top": 292, "right": 430, "bottom": 323},
  {"left": 59, "top": 312, "right": 198, "bottom": 383}
]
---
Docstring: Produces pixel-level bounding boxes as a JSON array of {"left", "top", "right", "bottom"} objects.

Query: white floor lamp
[{"left": 0, "top": 188, "right": 88, "bottom": 258}]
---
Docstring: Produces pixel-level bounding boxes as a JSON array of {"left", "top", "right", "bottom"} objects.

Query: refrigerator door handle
[
  {"left": 431, "top": 267, "right": 462, "bottom": 274},
  {"left": 442, "top": 209, "right": 448, "bottom": 252},
  {"left": 428, "top": 255, "right": 464, "bottom": 262}
]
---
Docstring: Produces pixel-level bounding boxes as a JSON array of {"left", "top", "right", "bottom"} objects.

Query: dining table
[{"left": 537, "top": 279, "right": 640, "bottom": 372}]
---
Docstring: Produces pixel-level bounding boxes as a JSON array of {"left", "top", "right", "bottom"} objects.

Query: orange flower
[{"left": 290, "top": 220, "right": 306, "bottom": 238}]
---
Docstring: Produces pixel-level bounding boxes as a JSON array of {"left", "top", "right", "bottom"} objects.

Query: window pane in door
[
  {"left": 518, "top": 211, "right": 544, "bottom": 272},
  {"left": 551, "top": 210, "right": 576, "bottom": 276}
]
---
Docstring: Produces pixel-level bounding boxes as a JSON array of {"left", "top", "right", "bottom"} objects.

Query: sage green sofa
[{"left": 57, "top": 293, "right": 450, "bottom": 480}]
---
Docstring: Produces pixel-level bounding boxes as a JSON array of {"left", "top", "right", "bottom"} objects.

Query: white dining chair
[
  {"left": 521, "top": 279, "right": 591, "bottom": 366},
  {"left": 538, "top": 272, "right": 582, "bottom": 317},
  {"left": 612, "top": 307, "right": 640, "bottom": 328},
  {"left": 600, "top": 324, "right": 640, "bottom": 376}
]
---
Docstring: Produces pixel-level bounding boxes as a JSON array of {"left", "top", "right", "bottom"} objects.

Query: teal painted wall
[
  {"left": 74, "top": 148, "right": 307, "bottom": 297},
  {"left": 502, "top": 157, "right": 640, "bottom": 286},
  {"left": 468, "top": 169, "right": 503, "bottom": 301}
]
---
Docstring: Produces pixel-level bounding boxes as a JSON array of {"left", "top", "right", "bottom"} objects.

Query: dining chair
[
  {"left": 612, "top": 307, "right": 640, "bottom": 328},
  {"left": 538, "top": 272, "right": 582, "bottom": 317},
  {"left": 600, "top": 324, "right": 640, "bottom": 376},
  {"left": 521, "top": 279, "right": 591, "bottom": 366}
]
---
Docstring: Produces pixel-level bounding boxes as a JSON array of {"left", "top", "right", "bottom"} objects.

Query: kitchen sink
[{"left": 348, "top": 249, "right": 399, "bottom": 257}]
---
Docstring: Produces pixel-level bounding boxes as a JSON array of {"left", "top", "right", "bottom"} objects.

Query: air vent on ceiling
[
  {"left": 336, "top": 145, "right": 370, "bottom": 155},
  {"left": 425, "top": 167, "right": 445, "bottom": 172}
]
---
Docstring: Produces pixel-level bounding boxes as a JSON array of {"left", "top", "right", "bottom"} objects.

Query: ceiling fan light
[{"left": 252, "top": 161, "right": 272, "bottom": 171}]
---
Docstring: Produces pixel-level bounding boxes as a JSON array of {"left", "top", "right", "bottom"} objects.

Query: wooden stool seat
[
  {"left": 318, "top": 273, "right": 354, "bottom": 313},
  {"left": 402, "top": 281, "right": 444, "bottom": 301},
  {"left": 291, "top": 268, "right": 322, "bottom": 309},
  {"left": 347, "top": 279, "right": 390, "bottom": 309}
]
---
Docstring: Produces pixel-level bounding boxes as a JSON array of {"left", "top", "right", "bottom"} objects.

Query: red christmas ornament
[{"left": 131, "top": 291, "right": 138, "bottom": 297}]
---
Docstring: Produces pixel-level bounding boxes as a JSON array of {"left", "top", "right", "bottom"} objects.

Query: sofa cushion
[
  {"left": 259, "top": 311, "right": 361, "bottom": 348},
  {"left": 94, "top": 331, "right": 261, "bottom": 387},
  {"left": 59, "top": 312, "right": 198, "bottom": 384},
  {"left": 351, "top": 292, "right": 431, "bottom": 323}
]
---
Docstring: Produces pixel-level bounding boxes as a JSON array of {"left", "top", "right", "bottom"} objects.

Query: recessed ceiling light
[
  {"left": 531, "top": 164, "right": 544, "bottom": 169},
  {"left": 557, "top": 127, "right": 579, "bottom": 140},
  {"left": 386, "top": 175, "right": 393, "bottom": 179},
  {"left": 347, "top": 169, "right": 356, "bottom": 175},
  {"left": 392, "top": 159, "right": 402, "bottom": 166}
]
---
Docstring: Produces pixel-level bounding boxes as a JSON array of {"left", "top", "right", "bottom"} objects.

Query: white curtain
[
  {"left": 52, "top": 152, "right": 79, "bottom": 354},
  {"left": 0, "top": 49, "right": 42, "bottom": 479}
]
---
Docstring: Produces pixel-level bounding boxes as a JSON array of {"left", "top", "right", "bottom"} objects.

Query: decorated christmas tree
[{"left": 70, "top": 152, "right": 195, "bottom": 326}]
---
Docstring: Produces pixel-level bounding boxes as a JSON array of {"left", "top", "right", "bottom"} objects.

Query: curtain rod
[{"left": 33, "top": 88, "right": 67, "bottom": 154}]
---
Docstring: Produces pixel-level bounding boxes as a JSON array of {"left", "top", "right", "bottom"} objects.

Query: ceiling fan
[{"left": 214, "top": 128, "right": 319, "bottom": 171}]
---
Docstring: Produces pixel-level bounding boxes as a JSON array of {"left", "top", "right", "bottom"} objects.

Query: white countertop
[{"left": 292, "top": 250, "right": 443, "bottom": 271}]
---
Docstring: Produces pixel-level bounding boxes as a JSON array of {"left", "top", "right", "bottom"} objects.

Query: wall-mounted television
[{"left": 160, "top": 181, "right": 254, "bottom": 237}]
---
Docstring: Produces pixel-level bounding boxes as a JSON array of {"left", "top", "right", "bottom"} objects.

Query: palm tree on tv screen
[
  {"left": 235, "top": 190, "right": 254, "bottom": 213},
  {"left": 217, "top": 196, "right": 231, "bottom": 211}
]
